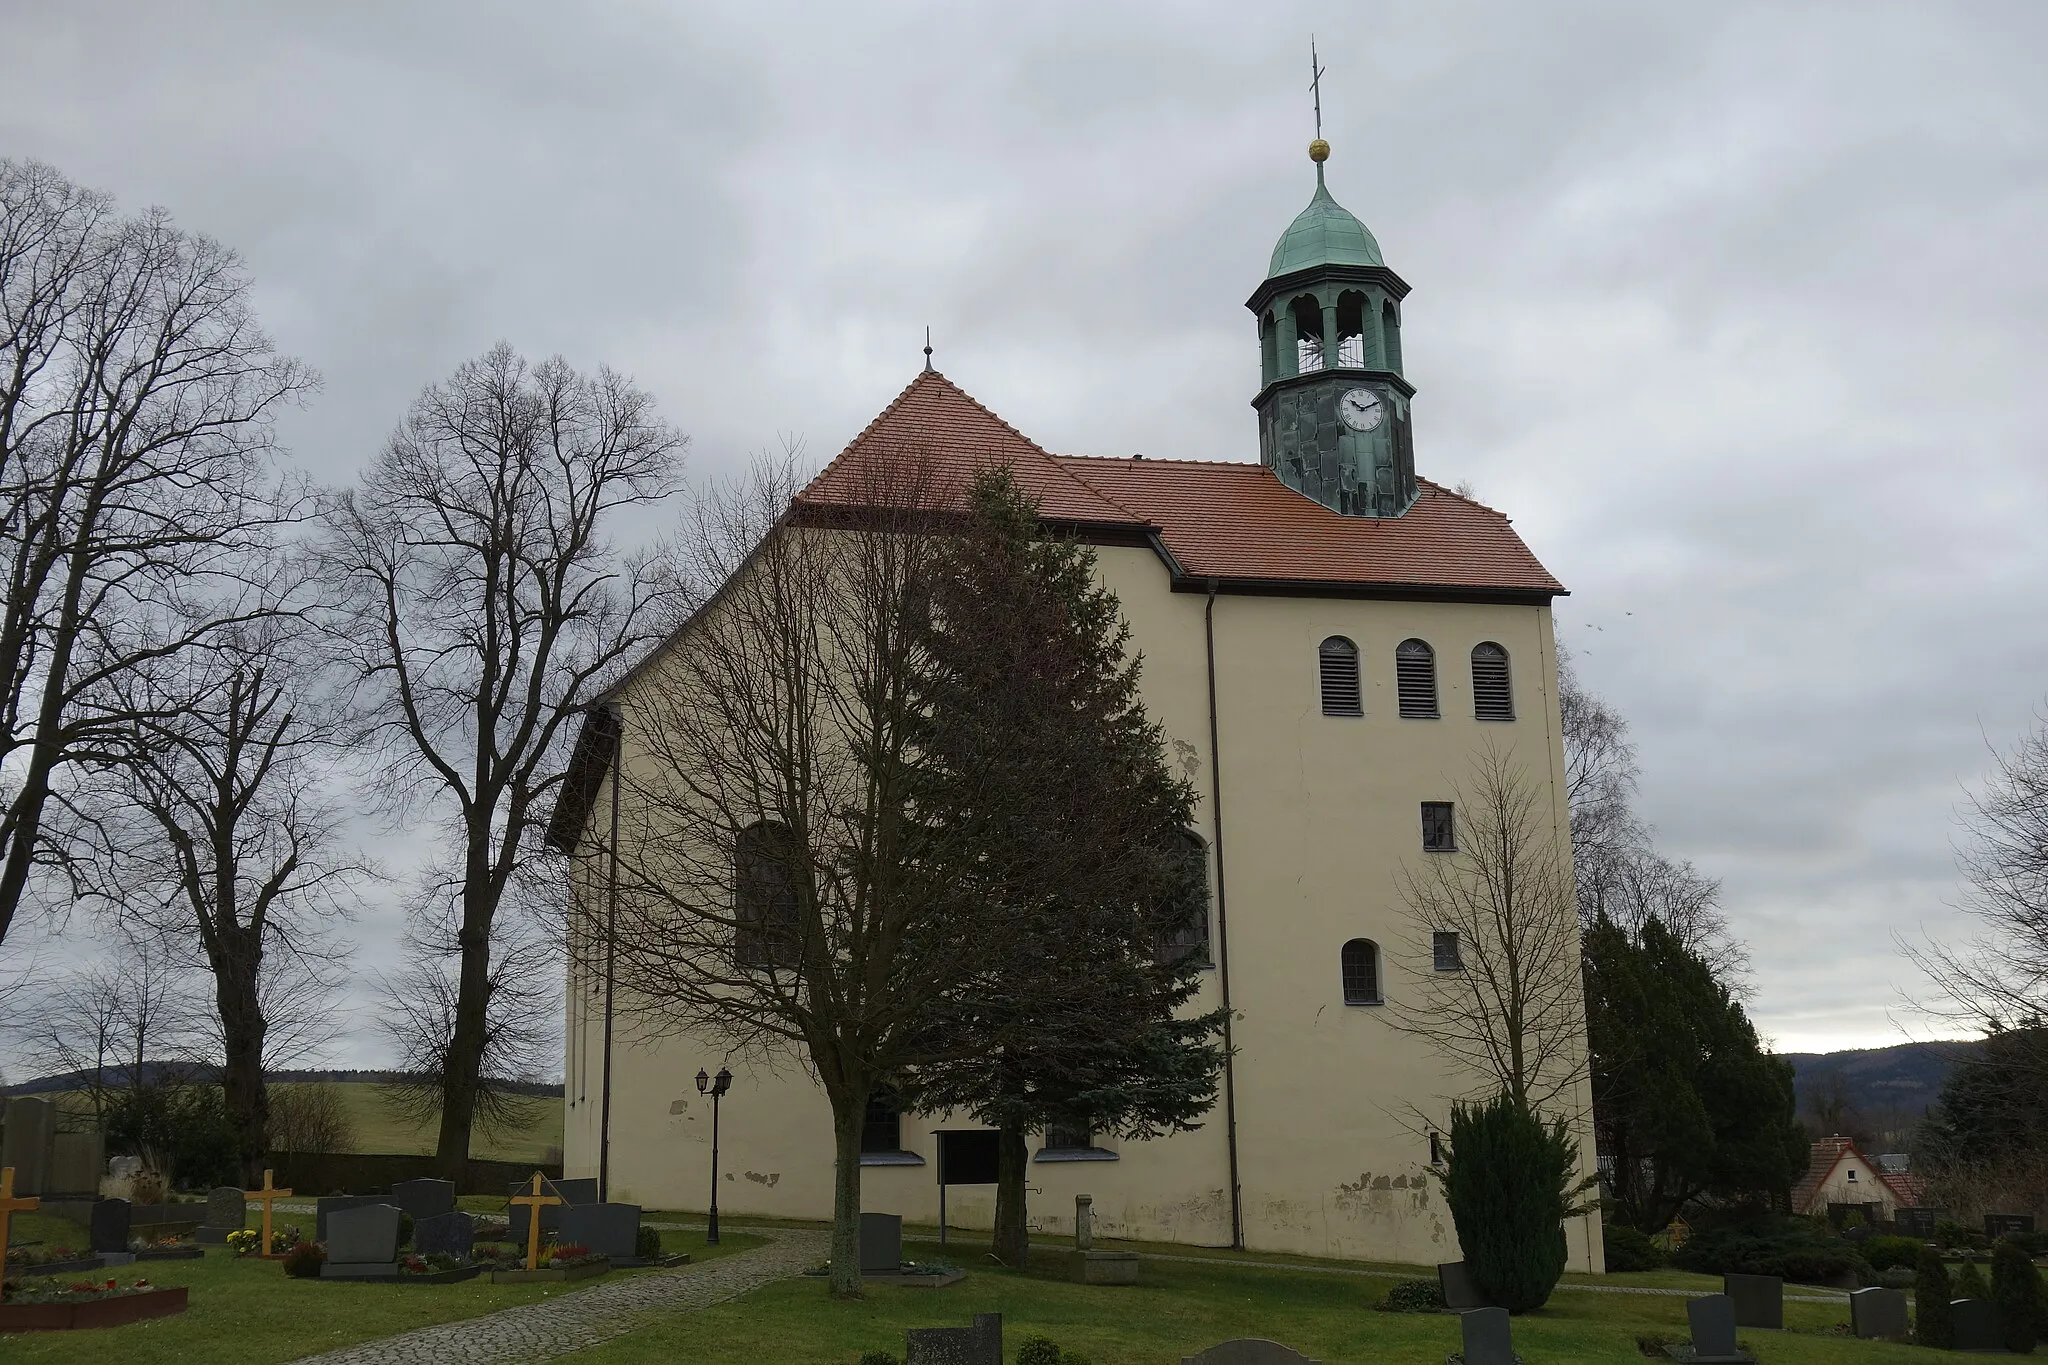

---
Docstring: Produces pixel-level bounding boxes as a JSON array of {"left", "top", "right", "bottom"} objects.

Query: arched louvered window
[
  {"left": 1158, "top": 830, "right": 1212, "bottom": 965},
  {"left": 734, "top": 820, "right": 801, "bottom": 969},
  {"left": 1341, "top": 939, "right": 1382, "bottom": 1005},
  {"left": 1396, "top": 639, "right": 1438, "bottom": 718},
  {"left": 1319, "top": 636, "right": 1362, "bottom": 716},
  {"left": 1471, "top": 642, "right": 1513, "bottom": 721}
]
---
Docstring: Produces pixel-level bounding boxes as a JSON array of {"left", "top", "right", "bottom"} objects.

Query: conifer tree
[
  {"left": 1438, "top": 1091, "right": 1583, "bottom": 1312},
  {"left": 1991, "top": 1237, "right": 2043, "bottom": 1353},
  {"left": 1915, "top": 1246, "right": 1954, "bottom": 1348},
  {"left": 899, "top": 469, "right": 1227, "bottom": 1267}
]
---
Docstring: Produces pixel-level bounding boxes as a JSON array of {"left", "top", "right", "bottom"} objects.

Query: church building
[{"left": 551, "top": 141, "right": 1604, "bottom": 1271}]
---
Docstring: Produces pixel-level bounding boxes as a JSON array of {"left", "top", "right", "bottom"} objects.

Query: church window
[
  {"left": 1433, "top": 930, "right": 1463, "bottom": 972},
  {"left": 1471, "top": 643, "right": 1513, "bottom": 721},
  {"left": 1158, "top": 830, "right": 1212, "bottom": 965},
  {"left": 734, "top": 820, "right": 801, "bottom": 969},
  {"left": 1290, "top": 294, "right": 1325, "bottom": 372},
  {"left": 1341, "top": 939, "right": 1382, "bottom": 1005},
  {"left": 1421, "top": 801, "right": 1456, "bottom": 852},
  {"left": 862, "top": 1091, "right": 902, "bottom": 1154},
  {"left": 1382, "top": 299, "right": 1403, "bottom": 372},
  {"left": 1396, "top": 639, "right": 1438, "bottom": 718},
  {"left": 1318, "top": 636, "right": 1362, "bottom": 716}
]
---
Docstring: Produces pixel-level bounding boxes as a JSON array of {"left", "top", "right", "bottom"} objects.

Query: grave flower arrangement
[
  {"left": 3, "top": 1276, "right": 158, "bottom": 1305},
  {"left": 541, "top": 1241, "right": 604, "bottom": 1269},
  {"left": 4, "top": 1242, "right": 81, "bottom": 1269},
  {"left": 398, "top": 1252, "right": 469, "bottom": 1276}
]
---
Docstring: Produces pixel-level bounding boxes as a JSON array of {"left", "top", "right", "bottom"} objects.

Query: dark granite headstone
[
  {"left": 1723, "top": 1272, "right": 1783, "bottom": 1329},
  {"left": 561, "top": 1203, "right": 641, "bottom": 1262},
  {"left": 197, "top": 1186, "right": 245, "bottom": 1244},
  {"left": 414, "top": 1210, "right": 476, "bottom": 1259},
  {"left": 89, "top": 1197, "right": 132, "bottom": 1254},
  {"left": 860, "top": 1212, "right": 904, "bottom": 1273},
  {"left": 1849, "top": 1287, "right": 1909, "bottom": 1341},
  {"left": 321, "top": 1203, "right": 402, "bottom": 1278},
  {"left": 1894, "top": 1206, "right": 1944, "bottom": 1239},
  {"left": 1459, "top": 1307, "right": 1515, "bottom": 1365},
  {"left": 1180, "top": 1342, "right": 1321, "bottom": 1365},
  {"left": 389, "top": 1177, "right": 456, "bottom": 1222},
  {"left": 1686, "top": 1294, "right": 1750, "bottom": 1363},
  {"left": 1952, "top": 1298, "right": 2004, "bottom": 1352},
  {"left": 1985, "top": 1212, "right": 2036, "bottom": 1239},
  {"left": 1437, "top": 1259, "right": 1489, "bottom": 1310},
  {"left": 316, "top": 1194, "right": 387, "bottom": 1244},
  {"left": 904, "top": 1311, "right": 1001, "bottom": 1365}
]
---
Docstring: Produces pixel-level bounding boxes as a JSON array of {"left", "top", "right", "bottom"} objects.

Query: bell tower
[{"left": 1247, "top": 138, "right": 1417, "bottom": 518}]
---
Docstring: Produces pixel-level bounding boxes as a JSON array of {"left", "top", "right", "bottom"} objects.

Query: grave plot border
[
  {"left": 489, "top": 1258, "right": 612, "bottom": 1284},
  {"left": 0, "top": 1286, "right": 190, "bottom": 1331}
]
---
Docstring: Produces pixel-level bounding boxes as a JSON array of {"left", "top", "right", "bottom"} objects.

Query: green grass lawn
[
  {"left": 279, "top": 1082, "right": 563, "bottom": 1164},
  {"left": 2, "top": 1211, "right": 759, "bottom": 1364}
]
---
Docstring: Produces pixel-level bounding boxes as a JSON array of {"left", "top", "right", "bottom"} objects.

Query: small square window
[
  {"left": 1429, "top": 1132, "right": 1445, "bottom": 1166},
  {"left": 1046, "top": 1120, "right": 1093, "bottom": 1151},
  {"left": 1432, "top": 931, "right": 1463, "bottom": 973},
  {"left": 1421, "top": 802, "right": 1456, "bottom": 852}
]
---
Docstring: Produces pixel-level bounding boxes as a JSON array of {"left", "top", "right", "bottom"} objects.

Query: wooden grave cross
[
  {"left": 510, "top": 1172, "right": 565, "bottom": 1271},
  {"left": 245, "top": 1168, "right": 293, "bottom": 1257},
  {"left": 0, "top": 1166, "right": 40, "bottom": 1276}
]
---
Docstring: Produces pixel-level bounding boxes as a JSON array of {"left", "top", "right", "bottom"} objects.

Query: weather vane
[
  {"left": 1309, "top": 36, "right": 1326, "bottom": 142},
  {"left": 923, "top": 325, "right": 933, "bottom": 372}
]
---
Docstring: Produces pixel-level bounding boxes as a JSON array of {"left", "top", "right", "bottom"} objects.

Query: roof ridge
[
  {"left": 1055, "top": 453, "right": 1262, "bottom": 469},
  {"left": 1416, "top": 477, "right": 1510, "bottom": 520}
]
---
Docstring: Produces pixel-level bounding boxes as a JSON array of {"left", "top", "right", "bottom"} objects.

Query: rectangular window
[
  {"left": 1421, "top": 801, "right": 1456, "bottom": 852},
  {"left": 1432, "top": 930, "right": 1463, "bottom": 973},
  {"left": 1045, "top": 1120, "right": 1093, "bottom": 1152},
  {"left": 1429, "top": 1132, "right": 1445, "bottom": 1166},
  {"left": 862, "top": 1092, "right": 902, "bottom": 1153}
]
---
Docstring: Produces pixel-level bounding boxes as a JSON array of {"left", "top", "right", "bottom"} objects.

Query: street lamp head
[
  {"left": 695, "top": 1068, "right": 710, "bottom": 1095},
  {"left": 713, "top": 1066, "right": 733, "bottom": 1098}
]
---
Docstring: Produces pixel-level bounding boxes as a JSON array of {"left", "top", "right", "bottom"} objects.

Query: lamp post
[{"left": 696, "top": 1066, "right": 732, "bottom": 1244}]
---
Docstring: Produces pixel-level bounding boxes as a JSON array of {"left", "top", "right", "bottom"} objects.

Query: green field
[{"left": 281, "top": 1082, "right": 564, "bottom": 1164}]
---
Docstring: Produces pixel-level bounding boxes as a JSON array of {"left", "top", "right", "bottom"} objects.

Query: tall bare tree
[
  {"left": 77, "top": 608, "right": 359, "bottom": 1181},
  {"left": 588, "top": 454, "right": 993, "bottom": 1297},
  {"left": 1392, "top": 743, "right": 1587, "bottom": 1117},
  {"left": 0, "top": 159, "right": 312, "bottom": 948},
  {"left": 323, "top": 344, "right": 683, "bottom": 1183},
  {"left": 11, "top": 936, "right": 208, "bottom": 1120}
]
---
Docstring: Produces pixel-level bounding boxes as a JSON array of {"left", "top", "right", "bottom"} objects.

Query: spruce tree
[
  {"left": 901, "top": 469, "right": 1227, "bottom": 1267},
  {"left": 1439, "top": 1092, "right": 1580, "bottom": 1312},
  {"left": 1992, "top": 1237, "right": 2043, "bottom": 1353},
  {"left": 1915, "top": 1246, "right": 1953, "bottom": 1348}
]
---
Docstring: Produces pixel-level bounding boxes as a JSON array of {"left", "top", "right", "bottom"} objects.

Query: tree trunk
[
  {"left": 828, "top": 1090, "right": 866, "bottom": 1298},
  {"left": 434, "top": 911, "right": 494, "bottom": 1187},
  {"left": 992, "top": 1120, "right": 1030, "bottom": 1268},
  {"left": 214, "top": 935, "right": 271, "bottom": 1185}
]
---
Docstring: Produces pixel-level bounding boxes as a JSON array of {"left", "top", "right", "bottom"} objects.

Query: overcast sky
[{"left": 3, "top": 1, "right": 2044, "bottom": 1067}]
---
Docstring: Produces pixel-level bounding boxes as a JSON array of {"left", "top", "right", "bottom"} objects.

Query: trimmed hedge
[
  {"left": 1601, "top": 1224, "right": 1664, "bottom": 1273},
  {"left": 1861, "top": 1234, "right": 1924, "bottom": 1273},
  {"left": 1670, "top": 1216, "right": 1868, "bottom": 1285}
]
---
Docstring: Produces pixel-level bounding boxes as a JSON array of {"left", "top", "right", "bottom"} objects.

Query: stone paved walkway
[{"left": 280, "top": 1227, "right": 826, "bottom": 1365}]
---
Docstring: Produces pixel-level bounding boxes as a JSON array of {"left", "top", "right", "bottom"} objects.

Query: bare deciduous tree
[
  {"left": 322, "top": 344, "right": 683, "bottom": 1183},
  {"left": 12, "top": 937, "right": 209, "bottom": 1120},
  {"left": 584, "top": 454, "right": 991, "bottom": 1297},
  {"left": 1392, "top": 743, "right": 1587, "bottom": 1116},
  {"left": 266, "top": 1079, "right": 358, "bottom": 1155},
  {"left": 0, "top": 158, "right": 313, "bottom": 948}
]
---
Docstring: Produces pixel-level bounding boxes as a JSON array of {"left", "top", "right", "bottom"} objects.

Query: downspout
[
  {"left": 1205, "top": 581, "right": 1244, "bottom": 1250},
  {"left": 598, "top": 709, "right": 622, "bottom": 1202}
]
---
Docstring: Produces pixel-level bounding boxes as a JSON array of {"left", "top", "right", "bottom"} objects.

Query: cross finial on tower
[
  {"left": 1308, "top": 38, "right": 1330, "bottom": 166},
  {"left": 923, "top": 326, "right": 934, "bottom": 372}
]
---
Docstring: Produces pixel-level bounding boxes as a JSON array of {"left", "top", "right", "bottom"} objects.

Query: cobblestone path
[{"left": 281, "top": 1227, "right": 826, "bottom": 1365}]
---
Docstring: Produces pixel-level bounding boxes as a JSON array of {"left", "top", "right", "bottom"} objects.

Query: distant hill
[
  {"left": 1784, "top": 1040, "right": 1978, "bottom": 1140},
  {"left": 3, "top": 1065, "right": 563, "bottom": 1099}
]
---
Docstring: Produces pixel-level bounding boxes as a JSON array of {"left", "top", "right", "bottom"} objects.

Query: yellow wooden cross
[
  {"left": 509, "top": 1171, "right": 564, "bottom": 1271},
  {"left": 244, "top": 1168, "right": 293, "bottom": 1257},
  {"left": 0, "top": 1166, "right": 41, "bottom": 1277}
]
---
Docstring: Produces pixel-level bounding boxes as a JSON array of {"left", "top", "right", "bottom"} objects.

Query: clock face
[{"left": 1338, "top": 387, "right": 1384, "bottom": 432}]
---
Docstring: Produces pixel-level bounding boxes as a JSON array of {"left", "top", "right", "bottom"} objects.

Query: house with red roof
[
  {"left": 551, "top": 138, "right": 1602, "bottom": 1272},
  {"left": 1792, "top": 1136, "right": 1930, "bottom": 1220}
]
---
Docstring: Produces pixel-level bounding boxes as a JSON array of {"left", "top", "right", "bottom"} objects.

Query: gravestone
[
  {"left": 1437, "top": 1260, "right": 1489, "bottom": 1311},
  {"left": 197, "top": 1186, "right": 245, "bottom": 1244},
  {"left": 316, "top": 1194, "right": 388, "bottom": 1244},
  {"left": 414, "top": 1210, "right": 476, "bottom": 1259},
  {"left": 1460, "top": 1307, "right": 1515, "bottom": 1365},
  {"left": 1685, "top": 1294, "right": 1753, "bottom": 1364},
  {"left": 1894, "top": 1206, "right": 1944, "bottom": 1239},
  {"left": 90, "top": 1197, "right": 133, "bottom": 1257},
  {"left": 860, "top": 1212, "right": 903, "bottom": 1274},
  {"left": 1723, "top": 1272, "right": 1783, "bottom": 1329},
  {"left": 904, "top": 1311, "right": 1002, "bottom": 1365},
  {"left": 1180, "top": 1342, "right": 1321, "bottom": 1365},
  {"left": 1849, "top": 1287, "right": 1909, "bottom": 1341},
  {"left": 321, "top": 1203, "right": 402, "bottom": 1278},
  {"left": 505, "top": 1176, "right": 593, "bottom": 1244},
  {"left": 561, "top": 1203, "right": 641, "bottom": 1263},
  {"left": 389, "top": 1177, "right": 456, "bottom": 1222},
  {"left": 1985, "top": 1212, "right": 2036, "bottom": 1239},
  {"left": 49, "top": 1132, "right": 105, "bottom": 1194},
  {"left": 1952, "top": 1298, "right": 2004, "bottom": 1352},
  {"left": 0, "top": 1096, "right": 56, "bottom": 1194}
]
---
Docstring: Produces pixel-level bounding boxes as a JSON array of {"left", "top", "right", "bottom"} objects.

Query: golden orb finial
[{"left": 1309, "top": 138, "right": 1330, "bottom": 163}]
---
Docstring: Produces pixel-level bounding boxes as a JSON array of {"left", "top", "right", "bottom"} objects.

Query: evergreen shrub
[
  {"left": 1601, "top": 1224, "right": 1664, "bottom": 1272},
  {"left": 1670, "top": 1216, "right": 1867, "bottom": 1285},
  {"left": 856, "top": 1353, "right": 896, "bottom": 1365},
  {"left": 1955, "top": 1259, "right": 1990, "bottom": 1300},
  {"left": 1914, "top": 1247, "right": 1952, "bottom": 1348},
  {"left": 1861, "top": 1234, "right": 1924, "bottom": 1274},
  {"left": 1016, "top": 1339, "right": 1062, "bottom": 1365},
  {"left": 283, "top": 1240, "right": 327, "bottom": 1279},
  {"left": 636, "top": 1225, "right": 663, "bottom": 1260},
  {"left": 1378, "top": 1279, "right": 1447, "bottom": 1312},
  {"left": 397, "top": 1211, "right": 414, "bottom": 1249},
  {"left": 1440, "top": 1093, "right": 1576, "bottom": 1313},
  {"left": 1992, "top": 1237, "right": 2043, "bottom": 1353}
]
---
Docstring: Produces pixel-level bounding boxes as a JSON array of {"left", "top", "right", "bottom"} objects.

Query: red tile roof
[
  {"left": 1791, "top": 1136, "right": 1927, "bottom": 1214},
  {"left": 799, "top": 370, "right": 1565, "bottom": 599}
]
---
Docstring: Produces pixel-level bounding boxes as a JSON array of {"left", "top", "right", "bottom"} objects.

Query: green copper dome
[{"left": 1267, "top": 164, "right": 1383, "bottom": 278}]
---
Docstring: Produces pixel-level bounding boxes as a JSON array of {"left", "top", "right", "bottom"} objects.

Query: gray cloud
[{"left": 3, "top": 0, "right": 2044, "bottom": 1060}]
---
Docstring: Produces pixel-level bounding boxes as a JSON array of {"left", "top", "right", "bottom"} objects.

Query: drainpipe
[
  {"left": 598, "top": 710, "right": 622, "bottom": 1202},
  {"left": 1205, "top": 581, "right": 1244, "bottom": 1250}
]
